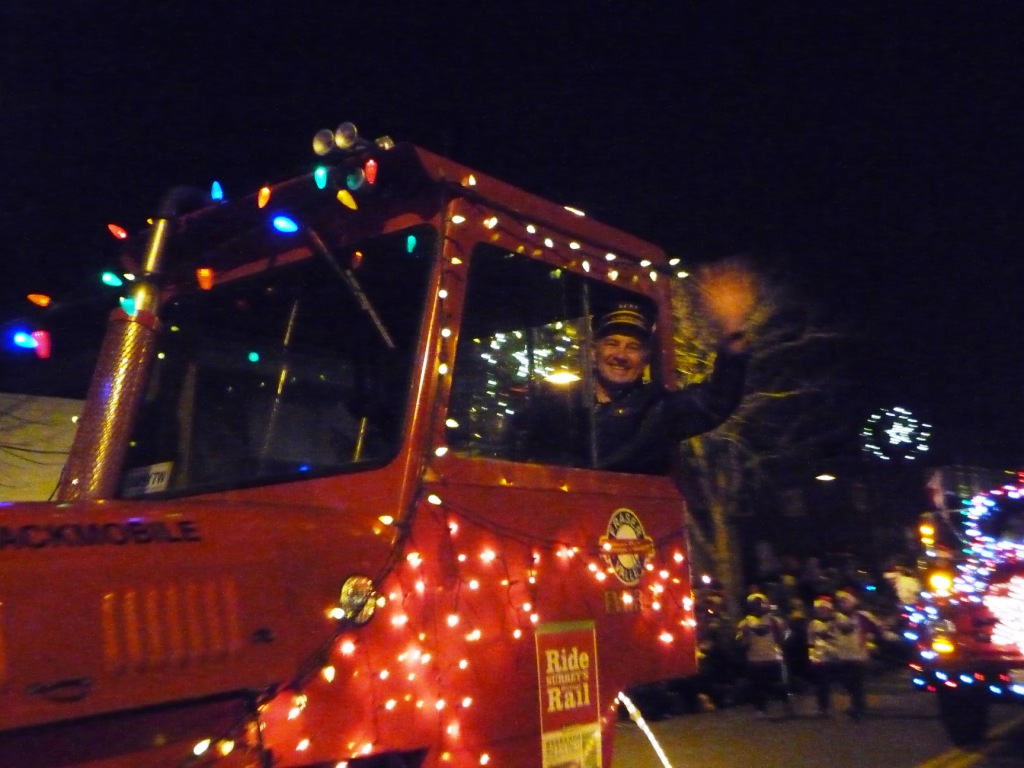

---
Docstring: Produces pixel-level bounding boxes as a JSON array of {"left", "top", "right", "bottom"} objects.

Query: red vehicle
[
  {"left": 912, "top": 474, "right": 1024, "bottom": 744},
  {"left": 0, "top": 124, "right": 699, "bottom": 766}
]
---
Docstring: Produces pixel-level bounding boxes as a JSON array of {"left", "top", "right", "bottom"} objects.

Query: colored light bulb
[
  {"left": 12, "top": 331, "right": 37, "bottom": 349},
  {"left": 314, "top": 166, "right": 329, "bottom": 190},
  {"left": 31, "top": 330, "right": 51, "bottom": 359},
  {"left": 364, "top": 158, "right": 378, "bottom": 184},
  {"left": 196, "top": 267, "right": 215, "bottom": 290},
  {"left": 272, "top": 215, "right": 299, "bottom": 233},
  {"left": 26, "top": 293, "right": 51, "bottom": 307}
]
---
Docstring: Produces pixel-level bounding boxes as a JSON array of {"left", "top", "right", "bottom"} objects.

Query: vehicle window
[
  {"left": 120, "top": 226, "right": 433, "bottom": 497},
  {"left": 446, "top": 244, "right": 655, "bottom": 470}
]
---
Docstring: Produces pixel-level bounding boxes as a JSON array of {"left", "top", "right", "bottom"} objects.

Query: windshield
[{"left": 119, "top": 225, "right": 434, "bottom": 497}]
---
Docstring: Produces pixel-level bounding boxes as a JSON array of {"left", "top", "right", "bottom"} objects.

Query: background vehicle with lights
[
  {"left": 910, "top": 469, "right": 1024, "bottom": 745},
  {"left": 0, "top": 123, "right": 701, "bottom": 767}
]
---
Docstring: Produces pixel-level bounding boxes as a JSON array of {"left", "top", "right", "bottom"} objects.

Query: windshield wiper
[{"left": 307, "top": 228, "right": 396, "bottom": 350}]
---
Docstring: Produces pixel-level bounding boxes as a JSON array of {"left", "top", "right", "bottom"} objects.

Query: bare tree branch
[{"left": 670, "top": 266, "right": 847, "bottom": 608}]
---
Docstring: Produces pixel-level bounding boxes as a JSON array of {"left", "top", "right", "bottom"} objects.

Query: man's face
[{"left": 594, "top": 333, "right": 649, "bottom": 392}]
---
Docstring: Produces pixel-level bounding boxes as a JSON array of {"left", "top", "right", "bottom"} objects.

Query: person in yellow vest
[
  {"left": 807, "top": 596, "right": 840, "bottom": 717},
  {"left": 735, "top": 592, "right": 794, "bottom": 718},
  {"left": 832, "top": 589, "right": 886, "bottom": 720}
]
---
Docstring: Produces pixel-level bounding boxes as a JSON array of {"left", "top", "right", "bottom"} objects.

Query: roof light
[{"left": 334, "top": 122, "right": 359, "bottom": 150}]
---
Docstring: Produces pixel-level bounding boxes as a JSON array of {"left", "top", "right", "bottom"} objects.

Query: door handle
[{"left": 26, "top": 677, "right": 92, "bottom": 702}]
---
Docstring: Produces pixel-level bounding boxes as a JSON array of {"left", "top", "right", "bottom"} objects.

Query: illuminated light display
[
  {"left": 985, "top": 575, "right": 1024, "bottom": 649},
  {"left": 337, "top": 189, "right": 358, "bottom": 210},
  {"left": 26, "top": 293, "right": 51, "bottom": 307},
  {"left": 64, "top": 138, "right": 700, "bottom": 768},
  {"left": 9, "top": 328, "right": 50, "bottom": 358},
  {"left": 107, "top": 223, "right": 128, "bottom": 239},
  {"left": 227, "top": 489, "right": 694, "bottom": 764},
  {"left": 30, "top": 330, "right": 51, "bottom": 359},
  {"left": 935, "top": 478, "right": 1024, "bottom": 597},
  {"left": 11, "top": 331, "right": 35, "bottom": 349},
  {"left": 210, "top": 180, "right": 224, "bottom": 200},
  {"left": 364, "top": 158, "right": 378, "bottom": 184},
  {"left": 345, "top": 169, "right": 366, "bottom": 191},
  {"left": 196, "top": 267, "right": 215, "bottom": 290},
  {"left": 101, "top": 271, "right": 124, "bottom": 287},
  {"left": 272, "top": 215, "right": 299, "bottom": 233},
  {"left": 861, "top": 406, "right": 931, "bottom": 461}
]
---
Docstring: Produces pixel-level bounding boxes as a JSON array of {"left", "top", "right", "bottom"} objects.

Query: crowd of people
[{"left": 693, "top": 554, "right": 920, "bottom": 721}]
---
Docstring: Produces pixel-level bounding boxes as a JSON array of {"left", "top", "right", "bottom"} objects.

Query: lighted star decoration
[{"left": 860, "top": 406, "right": 931, "bottom": 461}]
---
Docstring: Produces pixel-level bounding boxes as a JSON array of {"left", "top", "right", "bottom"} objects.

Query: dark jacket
[{"left": 511, "top": 347, "right": 748, "bottom": 474}]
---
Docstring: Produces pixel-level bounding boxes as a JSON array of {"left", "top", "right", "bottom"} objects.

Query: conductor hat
[{"left": 594, "top": 302, "right": 653, "bottom": 341}]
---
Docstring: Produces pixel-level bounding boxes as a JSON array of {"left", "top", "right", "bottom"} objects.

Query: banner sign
[{"left": 535, "top": 620, "right": 601, "bottom": 768}]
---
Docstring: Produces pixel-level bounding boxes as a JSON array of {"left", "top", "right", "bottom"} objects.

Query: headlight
[{"left": 334, "top": 575, "right": 376, "bottom": 625}]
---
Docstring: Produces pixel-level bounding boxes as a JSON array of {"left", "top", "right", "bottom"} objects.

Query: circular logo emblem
[{"left": 599, "top": 508, "right": 655, "bottom": 586}]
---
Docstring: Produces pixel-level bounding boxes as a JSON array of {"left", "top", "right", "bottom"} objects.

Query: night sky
[{"left": 3, "top": 4, "right": 1023, "bottom": 468}]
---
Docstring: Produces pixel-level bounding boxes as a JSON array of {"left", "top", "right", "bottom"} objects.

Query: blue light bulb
[
  {"left": 272, "top": 215, "right": 300, "bottom": 233},
  {"left": 12, "top": 331, "right": 38, "bottom": 349}
]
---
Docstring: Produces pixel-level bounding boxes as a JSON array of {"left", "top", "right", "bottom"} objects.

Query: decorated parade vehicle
[
  {"left": 911, "top": 471, "right": 1024, "bottom": 744},
  {"left": 0, "top": 123, "right": 699, "bottom": 766}
]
